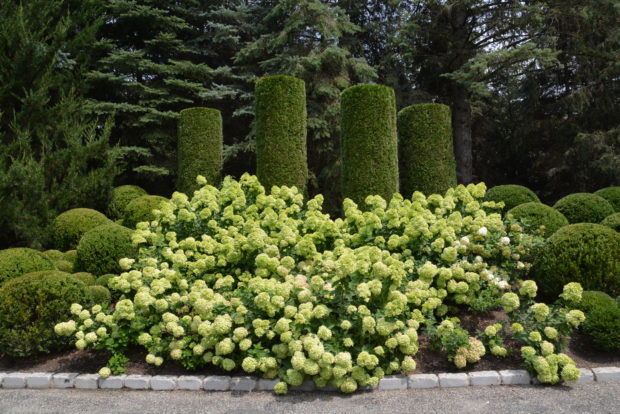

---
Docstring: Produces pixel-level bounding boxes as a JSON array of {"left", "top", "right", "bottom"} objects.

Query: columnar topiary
[
  {"left": 341, "top": 84, "right": 398, "bottom": 205},
  {"left": 123, "top": 195, "right": 168, "bottom": 229},
  {"left": 532, "top": 223, "right": 620, "bottom": 301},
  {"left": 600, "top": 212, "right": 620, "bottom": 232},
  {"left": 484, "top": 185, "right": 540, "bottom": 212},
  {"left": 255, "top": 75, "right": 308, "bottom": 193},
  {"left": 0, "top": 248, "right": 55, "bottom": 286},
  {"left": 0, "top": 271, "right": 92, "bottom": 357},
  {"left": 108, "top": 185, "right": 148, "bottom": 220},
  {"left": 398, "top": 104, "right": 456, "bottom": 197},
  {"left": 51, "top": 208, "right": 111, "bottom": 250},
  {"left": 506, "top": 202, "right": 569, "bottom": 238},
  {"left": 594, "top": 186, "right": 620, "bottom": 212},
  {"left": 553, "top": 193, "right": 614, "bottom": 224},
  {"left": 75, "top": 224, "right": 137, "bottom": 276},
  {"left": 177, "top": 107, "right": 223, "bottom": 195}
]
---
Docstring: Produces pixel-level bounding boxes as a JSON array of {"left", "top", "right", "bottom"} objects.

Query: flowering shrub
[{"left": 56, "top": 174, "right": 576, "bottom": 393}]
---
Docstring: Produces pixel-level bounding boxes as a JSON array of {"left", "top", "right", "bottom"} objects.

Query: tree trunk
[{"left": 451, "top": 85, "right": 473, "bottom": 184}]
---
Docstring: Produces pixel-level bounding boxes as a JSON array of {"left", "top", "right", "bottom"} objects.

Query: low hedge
[
  {"left": 506, "top": 202, "right": 569, "bottom": 238},
  {"left": 0, "top": 247, "right": 55, "bottom": 286},
  {"left": 108, "top": 185, "right": 148, "bottom": 220},
  {"left": 600, "top": 212, "right": 620, "bottom": 232},
  {"left": 576, "top": 291, "right": 620, "bottom": 352},
  {"left": 484, "top": 185, "right": 540, "bottom": 212},
  {"left": 51, "top": 208, "right": 111, "bottom": 250},
  {"left": 594, "top": 186, "right": 620, "bottom": 212},
  {"left": 75, "top": 224, "right": 137, "bottom": 276},
  {"left": 553, "top": 193, "right": 614, "bottom": 224},
  {"left": 123, "top": 195, "right": 168, "bottom": 229}
]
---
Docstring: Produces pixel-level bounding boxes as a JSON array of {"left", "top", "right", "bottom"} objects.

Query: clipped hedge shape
[
  {"left": 75, "top": 224, "right": 137, "bottom": 276},
  {"left": 51, "top": 208, "right": 111, "bottom": 251},
  {"left": 255, "top": 75, "right": 308, "bottom": 193},
  {"left": 54, "top": 260, "right": 74, "bottom": 273},
  {"left": 0, "top": 247, "right": 55, "bottom": 286},
  {"left": 0, "top": 271, "right": 92, "bottom": 357},
  {"left": 95, "top": 273, "right": 116, "bottom": 288},
  {"left": 123, "top": 195, "right": 168, "bottom": 229},
  {"left": 595, "top": 186, "right": 620, "bottom": 212},
  {"left": 484, "top": 185, "right": 540, "bottom": 212},
  {"left": 43, "top": 249, "right": 65, "bottom": 262},
  {"left": 88, "top": 285, "right": 111, "bottom": 306},
  {"left": 576, "top": 291, "right": 620, "bottom": 352},
  {"left": 600, "top": 212, "right": 620, "bottom": 232},
  {"left": 398, "top": 103, "right": 456, "bottom": 197},
  {"left": 341, "top": 84, "right": 398, "bottom": 205},
  {"left": 506, "top": 202, "right": 569, "bottom": 238},
  {"left": 553, "top": 193, "right": 614, "bottom": 224},
  {"left": 532, "top": 223, "right": 620, "bottom": 301},
  {"left": 71, "top": 272, "right": 96, "bottom": 286},
  {"left": 177, "top": 107, "right": 223, "bottom": 195},
  {"left": 108, "top": 185, "right": 148, "bottom": 220},
  {"left": 64, "top": 250, "right": 77, "bottom": 265}
]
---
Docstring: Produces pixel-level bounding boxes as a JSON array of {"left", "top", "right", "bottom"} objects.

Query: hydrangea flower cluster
[{"left": 55, "top": 174, "right": 552, "bottom": 392}]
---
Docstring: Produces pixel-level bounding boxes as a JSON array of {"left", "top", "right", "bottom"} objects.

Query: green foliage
[
  {"left": 64, "top": 250, "right": 77, "bottom": 265},
  {"left": 577, "top": 291, "right": 618, "bottom": 314},
  {"left": 532, "top": 224, "right": 620, "bottom": 301},
  {"left": 108, "top": 185, "right": 148, "bottom": 220},
  {"left": 600, "top": 213, "right": 620, "bottom": 232},
  {"left": 255, "top": 76, "right": 308, "bottom": 193},
  {"left": 485, "top": 185, "right": 540, "bottom": 212},
  {"left": 54, "top": 260, "right": 74, "bottom": 273},
  {"left": 88, "top": 285, "right": 112, "bottom": 306},
  {"left": 123, "top": 195, "right": 168, "bottom": 229},
  {"left": 507, "top": 202, "right": 569, "bottom": 238},
  {"left": 553, "top": 193, "right": 614, "bottom": 224},
  {"left": 398, "top": 103, "right": 456, "bottom": 197},
  {"left": 341, "top": 84, "right": 398, "bottom": 206},
  {"left": 95, "top": 274, "right": 116, "bottom": 288},
  {"left": 43, "top": 250, "right": 65, "bottom": 262},
  {"left": 576, "top": 291, "right": 620, "bottom": 352},
  {"left": 595, "top": 186, "right": 620, "bottom": 212},
  {"left": 71, "top": 272, "right": 96, "bottom": 286},
  {"left": 75, "top": 224, "right": 137, "bottom": 276},
  {"left": 0, "top": 248, "right": 55, "bottom": 287},
  {"left": 177, "top": 107, "right": 223, "bottom": 194},
  {"left": 0, "top": 271, "right": 92, "bottom": 357},
  {"left": 51, "top": 208, "right": 110, "bottom": 251}
]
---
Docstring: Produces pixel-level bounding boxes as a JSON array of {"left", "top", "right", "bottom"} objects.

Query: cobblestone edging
[{"left": 0, "top": 367, "right": 618, "bottom": 392}]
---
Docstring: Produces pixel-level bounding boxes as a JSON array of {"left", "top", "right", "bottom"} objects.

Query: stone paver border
[{"left": 0, "top": 367, "right": 618, "bottom": 393}]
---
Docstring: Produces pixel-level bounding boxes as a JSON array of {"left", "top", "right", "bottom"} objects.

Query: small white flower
[
  {"left": 516, "top": 261, "right": 525, "bottom": 270},
  {"left": 460, "top": 236, "right": 470, "bottom": 244},
  {"left": 500, "top": 236, "right": 510, "bottom": 245},
  {"left": 477, "top": 227, "right": 488, "bottom": 237},
  {"left": 497, "top": 280, "right": 510, "bottom": 290}
]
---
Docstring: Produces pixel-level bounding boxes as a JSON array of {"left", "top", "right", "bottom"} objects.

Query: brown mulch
[{"left": 1, "top": 310, "right": 618, "bottom": 375}]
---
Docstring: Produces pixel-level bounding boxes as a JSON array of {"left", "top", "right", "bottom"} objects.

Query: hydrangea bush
[{"left": 56, "top": 174, "right": 582, "bottom": 393}]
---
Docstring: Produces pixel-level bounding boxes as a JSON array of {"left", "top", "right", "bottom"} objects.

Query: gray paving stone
[
  {"left": 99, "top": 375, "right": 125, "bottom": 389},
  {"left": 150, "top": 375, "right": 177, "bottom": 391},
  {"left": 408, "top": 374, "right": 439, "bottom": 389},
  {"left": 576, "top": 368, "right": 594, "bottom": 384},
  {"left": 469, "top": 371, "right": 501, "bottom": 386},
  {"left": 500, "top": 370, "right": 531, "bottom": 385},
  {"left": 124, "top": 374, "right": 150, "bottom": 389},
  {"left": 290, "top": 380, "right": 315, "bottom": 392},
  {"left": 379, "top": 375, "right": 408, "bottom": 390},
  {"left": 592, "top": 367, "right": 620, "bottom": 382},
  {"left": 230, "top": 376, "right": 256, "bottom": 392},
  {"left": 75, "top": 374, "right": 99, "bottom": 389},
  {"left": 256, "top": 378, "right": 280, "bottom": 391},
  {"left": 438, "top": 373, "right": 470, "bottom": 388},
  {"left": 52, "top": 373, "right": 78, "bottom": 388},
  {"left": 26, "top": 373, "right": 52, "bottom": 389},
  {"left": 203, "top": 376, "right": 230, "bottom": 391},
  {"left": 177, "top": 376, "right": 203, "bottom": 390},
  {"left": 3, "top": 373, "right": 27, "bottom": 389}
]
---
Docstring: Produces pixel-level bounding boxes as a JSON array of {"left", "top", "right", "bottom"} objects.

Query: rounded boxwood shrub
[
  {"left": 506, "top": 202, "right": 569, "bottom": 238},
  {"left": 43, "top": 249, "right": 65, "bottom": 262},
  {"left": 532, "top": 223, "right": 620, "bottom": 301},
  {"left": 484, "top": 185, "right": 540, "bottom": 212},
  {"left": 51, "top": 208, "right": 111, "bottom": 250},
  {"left": 95, "top": 273, "right": 116, "bottom": 288},
  {"left": 64, "top": 250, "right": 77, "bottom": 265},
  {"left": 71, "top": 272, "right": 96, "bottom": 285},
  {"left": 108, "top": 185, "right": 148, "bottom": 220},
  {"left": 88, "top": 285, "right": 111, "bottom": 305},
  {"left": 54, "top": 260, "right": 74, "bottom": 273},
  {"left": 255, "top": 75, "right": 307, "bottom": 193},
  {"left": 398, "top": 103, "right": 456, "bottom": 197},
  {"left": 600, "top": 212, "right": 620, "bottom": 232},
  {"left": 576, "top": 291, "right": 620, "bottom": 352},
  {"left": 595, "top": 186, "right": 620, "bottom": 212},
  {"left": 75, "top": 224, "right": 137, "bottom": 276},
  {"left": 552, "top": 193, "right": 614, "bottom": 224},
  {"left": 177, "top": 107, "right": 223, "bottom": 195},
  {"left": 0, "top": 248, "right": 55, "bottom": 286},
  {"left": 123, "top": 195, "right": 167, "bottom": 229},
  {"left": 341, "top": 84, "right": 398, "bottom": 206},
  {"left": 0, "top": 271, "right": 92, "bottom": 357},
  {"left": 577, "top": 290, "right": 618, "bottom": 313}
]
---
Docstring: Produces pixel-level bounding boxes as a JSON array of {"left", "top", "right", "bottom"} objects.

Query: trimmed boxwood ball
[
  {"left": 43, "top": 249, "right": 65, "bottom": 261},
  {"left": 108, "top": 185, "right": 148, "bottom": 220},
  {"left": 595, "top": 186, "right": 620, "bottom": 212},
  {"left": 0, "top": 248, "right": 55, "bottom": 286},
  {"left": 484, "top": 184, "right": 540, "bottom": 212},
  {"left": 600, "top": 213, "right": 620, "bottom": 232},
  {"left": 506, "top": 202, "right": 569, "bottom": 238},
  {"left": 54, "top": 260, "right": 74, "bottom": 272},
  {"left": 553, "top": 193, "right": 614, "bottom": 224},
  {"left": 88, "top": 285, "right": 112, "bottom": 305},
  {"left": 95, "top": 273, "right": 116, "bottom": 288},
  {"left": 177, "top": 107, "right": 223, "bottom": 194},
  {"left": 75, "top": 224, "right": 137, "bottom": 276},
  {"left": 532, "top": 223, "right": 620, "bottom": 301},
  {"left": 64, "top": 250, "right": 77, "bottom": 265},
  {"left": 576, "top": 291, "right": 620, "bottom": 352},
  {"left": 51, "top": 208, "right": 110, "bottom": 250},
  {"left": 71, "top": 272, "right": 96, "bottom": 285},
  {"left": 123, "top": 195, "right": 167, "bottom": 229},
  {"left": 0, "top": 271, "right": 92, "bottom": 357},
  {"left": 341, "top": 84, "right": 398, "bottom": 206},
  {"left": 398, "top": 103, "right": 456, "bottom": 197},
  {"left": 255, "top": 75, "right": 308, "bottom": 193}
]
